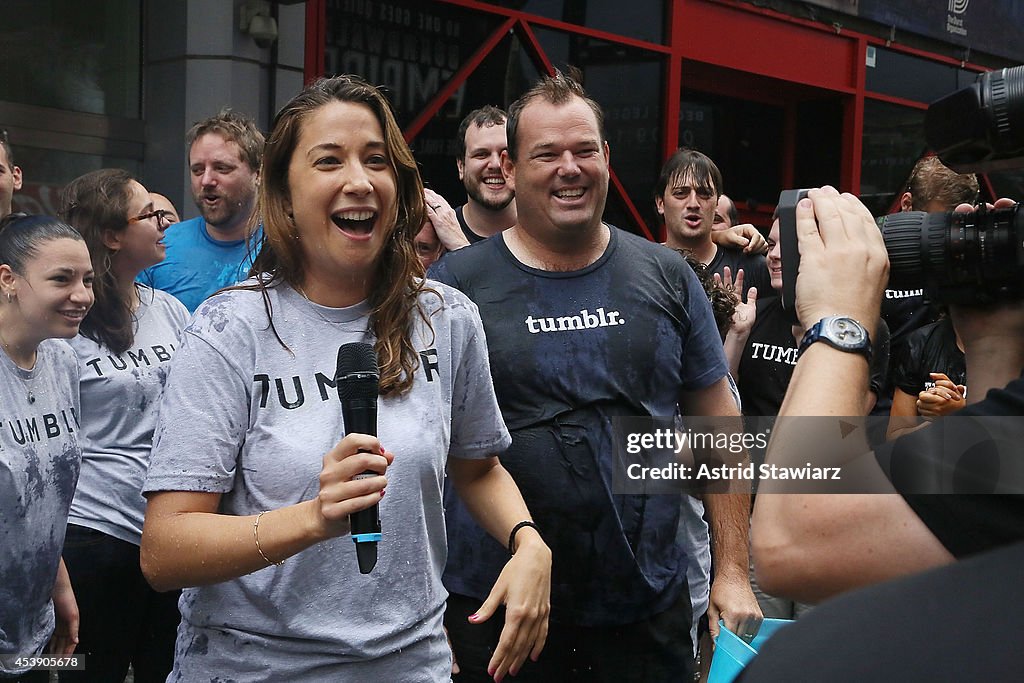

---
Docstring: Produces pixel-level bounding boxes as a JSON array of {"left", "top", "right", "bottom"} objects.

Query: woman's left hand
[
  {"left": 470, "top": 531, "right": 551, "bottom": 682},
  {"left": 917, "top": 374, "right": 966, "bottom": 418},
  {"left": 49, "top": 559, "right": 79, "bottom": 655}
]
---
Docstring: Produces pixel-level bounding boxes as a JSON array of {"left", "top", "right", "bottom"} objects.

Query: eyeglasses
[{"left": 129, "top": 209, "right": 174, "bottom": 226}]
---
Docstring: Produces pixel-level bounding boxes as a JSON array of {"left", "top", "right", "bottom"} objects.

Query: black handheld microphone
[{"left": 335, "top": 342, "right": 381, "bottom": 574}]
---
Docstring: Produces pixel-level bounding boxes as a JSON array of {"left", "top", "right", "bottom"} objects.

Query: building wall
[{"left": 142, "top": 0, "right": 306, "bottom": 220}]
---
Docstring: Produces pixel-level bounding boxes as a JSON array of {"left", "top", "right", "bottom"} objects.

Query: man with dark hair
[
  {"left": 454, "top": 105, "right": 515, "bottom": 242},
  {"left": 432, "top": 71, "right": 760, "bottom": 682},
  {"left": 139, "top": 109, "right": 264, "bottom": 311},
  {"left": 715, "top": 193, "right": 739, "bottom": 231},
  {"left": 425, "top": 106, "right": 517, "bottom": 255},
  {"left": 657, "top": 149, "right": 770, "bottom": 298},
  {"left": 0, "top": 130, "right": 23, "bottom": 219}
]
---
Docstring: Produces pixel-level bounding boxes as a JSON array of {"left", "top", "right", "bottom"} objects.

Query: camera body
[{"left": 776, "top": 189, "right": 808, "bottom": 313}]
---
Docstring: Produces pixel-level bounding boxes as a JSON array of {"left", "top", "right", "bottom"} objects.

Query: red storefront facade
[{"left": 300, "top": 0, "right": 1017, "bottom": 238}]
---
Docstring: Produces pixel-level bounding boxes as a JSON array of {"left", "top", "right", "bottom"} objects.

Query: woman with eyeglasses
[
  {"left": 56, "top": 170, "right": 188, "bottom": 683},
  {"left": 0, "top": 213, "right": 94, "bottom": 681}
]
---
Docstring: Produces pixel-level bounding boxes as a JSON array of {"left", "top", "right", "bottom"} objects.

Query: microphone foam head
[{"left": 336, "top": 342, "right": 379, "bottom": 400}]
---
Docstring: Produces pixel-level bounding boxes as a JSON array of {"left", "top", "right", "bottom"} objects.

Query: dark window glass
[
  {"left": 532, "top": 27, "right": 664, "bottom": 236},
  {"left": 987, "top": 169, "right": 1024, "bottom": 202},
  {"left": 479, "top": 0, "right": 666, "bottom": 44},
  {"left": 679, "top": 91, "right": 785, "bottom": 212},
  {"left": 413, "top": 31, "right": 535, "bottom": 205},
  {"left": 324, "top": 0, "right": 506, "bottom": 128},
  {"left": 865, "top": 47, "right": 961, "bottom": 105},
  {"left": 10, "top": 145, "right": 141, "bottom": 216},
  {"left": 794, "top": 98, "right": 843, "bottom": 191},
  {"left": 0, "top": 0, "right": 141, "bottom": 118},
  {"left": 861, "top": 100, "right": 927, "bottom": 217}
]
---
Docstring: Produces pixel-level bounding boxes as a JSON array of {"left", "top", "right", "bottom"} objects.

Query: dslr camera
[{"left": 780, "top": 66, "right": 1024, "bottom": 306}]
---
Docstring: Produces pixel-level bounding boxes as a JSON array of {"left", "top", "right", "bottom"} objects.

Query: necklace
[
  {"left": 293, "top": 283, "right": 371, "bottom": 331},
  {"left": 294, "top": 284, "right": 343, "bottom": 325},
  {"left": 0, "top": 327, "right": 37, "bottom": 403}
]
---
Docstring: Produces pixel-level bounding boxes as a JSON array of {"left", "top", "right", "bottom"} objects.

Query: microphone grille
[{"left": 336, "top": 342, "right": 379, "bottom": 400}]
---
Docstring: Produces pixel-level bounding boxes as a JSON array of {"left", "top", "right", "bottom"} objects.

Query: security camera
[
  {"left": 240, "top": 0, "right": 278, "bottom": 48},
  {"left": 247, "top": 14, "right": 278, "bottom": 48}
]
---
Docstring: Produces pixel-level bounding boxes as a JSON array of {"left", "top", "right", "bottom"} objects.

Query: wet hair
[
  {"left": 0, "top": 129, "right": 14, "bottom": 168},
  {"left": 249, "top": 74, "right": 430, "bottom": 397},
  {"left": 455, "top": 105, "right": 508, "bottom": 160},
  {"left": 655, "top": 148, "right": 722, "bottom": 202},
  {"left": 185, "top": 108, "right": 265, "bottom": 173},
  {"left": 505, "top": 69, "right": 606, "bottom": 162},
  {"left": 905, "top": 156, "right": 978, "bottom": 211},
  {"left": 678, "top": 250, "right": 737, "bottom": 341},
  {"left": 718, "top": 194, "right": 738, "bottom": 226},
  {"left": 58, "top": 169, "right": 139, "bottom": 354},
  {"left": 0, "top": 213, "right": 83, "bottom": 276}
]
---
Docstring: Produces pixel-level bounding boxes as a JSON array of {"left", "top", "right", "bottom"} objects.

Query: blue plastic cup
[{"left": 707, "top": 618, "right": 793, "bottom": 683}]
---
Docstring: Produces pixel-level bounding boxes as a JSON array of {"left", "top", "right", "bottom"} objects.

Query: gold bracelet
[{"left": 254, "top": 511, "right": 284, "bottom": 566}]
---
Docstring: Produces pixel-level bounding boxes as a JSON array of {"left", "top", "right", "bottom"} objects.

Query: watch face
[{"left": 824, "top": 317, "right": 867, "bottom": 349}]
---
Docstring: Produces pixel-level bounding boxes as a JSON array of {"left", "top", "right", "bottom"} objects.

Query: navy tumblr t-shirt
[{"left": 431, "top": 226, "right": 728, "bottom": 626}]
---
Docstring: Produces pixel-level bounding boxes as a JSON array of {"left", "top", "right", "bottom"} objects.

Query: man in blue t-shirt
[
  {"left": 139, "top": 110, "right": 263, "bottom": 312},
  {"left": 431, "top": 72, "right": 761, "bottom": 683}
]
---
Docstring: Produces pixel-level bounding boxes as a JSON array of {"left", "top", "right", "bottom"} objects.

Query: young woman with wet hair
[
  {"left": 0, "top": 213, "right": 93, "bottom": 681},
  {"left": 141, "top": 75, "right": 550, "bottom": 682}
]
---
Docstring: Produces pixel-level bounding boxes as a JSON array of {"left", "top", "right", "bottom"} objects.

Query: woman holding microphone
[{"left": 141, "top": 75, "right": 550, "bottom": 682}]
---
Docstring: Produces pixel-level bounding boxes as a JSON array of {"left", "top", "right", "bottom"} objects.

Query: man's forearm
[{"left": 704, "top": 490, "right": 751, "bottom": 577}]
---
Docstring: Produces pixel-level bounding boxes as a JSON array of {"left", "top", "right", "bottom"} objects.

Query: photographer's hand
[
  {"left": 792, "top": 186, "right": 888, "bottom": 329},
  {"left": 751, "top": 187, "right": 951, "bottom": 604}
]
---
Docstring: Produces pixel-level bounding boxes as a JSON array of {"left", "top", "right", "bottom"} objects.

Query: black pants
[
  {"left": 445, "top": 591, "right": 694, "bottom": 683},
  {"left": 59, "top": 525, "right": 181, "bottom": 683}
]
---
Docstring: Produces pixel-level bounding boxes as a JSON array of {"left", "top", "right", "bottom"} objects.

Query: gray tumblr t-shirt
[
  {"left": 69, "top": 286, "right": 188, "bottom": 545},
  {"left": 144, "top": 281, "right": 510, "bottom": 682},
  {"left": 0, "top": 340, "right": 81, "bottom": 676}
]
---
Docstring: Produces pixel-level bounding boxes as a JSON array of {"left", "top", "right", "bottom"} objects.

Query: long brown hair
[
  {"left": 58, "top": 169, "right": 137, "bottom": 354},
  {"left": 249, "top": 75, "right": 430, "bottom": 397}
]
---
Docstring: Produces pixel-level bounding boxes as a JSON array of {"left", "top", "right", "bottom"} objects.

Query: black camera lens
[
  {"left": 881, "top": 206, "right": 1024, "bottom": 304},
  {"left": 927, "top": 66, "right": 1024, "bottom": 174}
]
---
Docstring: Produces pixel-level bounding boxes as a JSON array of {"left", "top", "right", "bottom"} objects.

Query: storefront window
[
  {"left": 679, "top": 91, "right": 785, "bottom": 212},
  {"left": 10, "top": 145, "right": 141, "bottom": 216},
  {"left": 0, "top": 0, "right": 141, "bottom": 118},
  {"left": 860, "top": 99, "right": 927, "bottom": 217},
  {"left": 865, "top": 46, "right": 974, "bottom": 105},
  {"left": 987, "top": 169, "right": 1024, "bottom": 202},
  {"left": 324, "top": 0, "right": 506, "bottom": 128},
  {"left": 478, "top": 0, "right": 666, "bottom": 45},
  {"left": 411, "top": 32, "right": 532, "bottom": 203}
]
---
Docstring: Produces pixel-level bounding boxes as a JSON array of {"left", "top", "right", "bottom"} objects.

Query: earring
[{"left": 5, "top": 291, "right": 11, "bottom": 303}]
